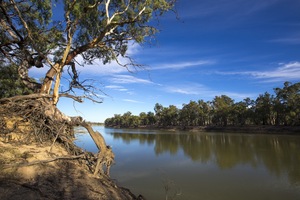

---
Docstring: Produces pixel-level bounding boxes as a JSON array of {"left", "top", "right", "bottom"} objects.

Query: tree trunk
[
  {"left": 40, "top": 63, "right": 63, "bottom": 105},
  {"left": 52, "top": 70, "right": 62, "bottom": 105},
  {"left": 40, "top": 64, "right": 59, "bottom": 95}
]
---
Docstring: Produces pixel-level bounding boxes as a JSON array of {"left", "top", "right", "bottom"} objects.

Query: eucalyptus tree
[
  {"left": 254, "top": 92, "right": 274, "bottom": 125},
  {"left": 0, "top": 0, "right": 176, "bottom": 104},
  {"left": 274, "top": 82, "right": 300, "bottom": 125},
  {"left": 139, "top": 112, "right": 148, "bottom": 126},
  {"left": 139, "top": 111, "right": 156, "bottom": 126},
  {"left": 162, "top": 105, "right": 179, "bottom": 126},
  {"left": 211, "top": 95, "right": 234, "bottom": 126},
  {"left": 243, "top": 97, "right": 255, "bottom": 125},
  {"left": 154, "top": 103, "right": 164, "bottom": 126},
  {"left": 1, "top": 0, "right": 177, "bottom": 176},
  {"left": 231, "top": 101, "right": 248, "bottom": 125},
  {"left": 180, "top": 100, "right": 200, "bottom": 127},
  {"left": 153, "top": 104, "right": 179, "bottom": 126},
  {"left": 146, "top": 111, "right": 156, "bottom": 126},
  {"left": 197, "top": 100, "right": 211, "bottom": 125},
  {"left": 122, "top": 111, "right": 132, "bottom": 127}
]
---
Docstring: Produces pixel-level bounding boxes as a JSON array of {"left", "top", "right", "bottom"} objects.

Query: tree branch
[
  {"left": 10, "top": 0, "right": 33, "bottom": 42},
  {"left": 0, "top": 2, "right": 24, "bottom": 41},
  {"left": 60, "top": 93, "right": 83, "bottom": 103}
]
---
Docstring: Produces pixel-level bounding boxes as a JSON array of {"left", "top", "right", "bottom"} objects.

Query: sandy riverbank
[{"left": 0, "top": 139, "right": 141, "bottom": 200}]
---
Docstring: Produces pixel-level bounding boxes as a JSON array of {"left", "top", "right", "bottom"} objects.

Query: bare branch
[
  {"left": 59, "top": 93, "right": 84, "bottom": 103},
  {"left": 105, "top": 0, "right": 111, "bottom": 24}
]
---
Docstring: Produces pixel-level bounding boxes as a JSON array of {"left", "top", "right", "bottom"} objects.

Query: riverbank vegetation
[{"left": 105, "top": 82, "right": 300, "bottom": 129}]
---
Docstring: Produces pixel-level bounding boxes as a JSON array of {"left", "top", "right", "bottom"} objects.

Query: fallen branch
[
  {"left": 81, "top": 121, "right": 115, "bottom": 176},
  {"left": 0, "top": 93, "right": 52, "bottom": 103},
  {"left": 3, "top": 154, "right": 85, "bottom": 169},
  {"left": 0, "top": 93, "right": 88, "bottom": 104}
]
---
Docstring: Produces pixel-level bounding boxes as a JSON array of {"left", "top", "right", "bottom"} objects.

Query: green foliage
[
  {"left": 180, "top": 101, "right": 201, "bottom": 127},
  {"left": 1, "top": 0, "right": 176, "bottom": 95},
  {"left": 64, "top": 0, "right": 175, "bottom": 64},
  {"left": 274, "top": 82, "right": 300, "bottom": 125},
  {"left": 0, "top": 65, "right": 34, "bottom": 98},
  {"left": 0, "top": 0, "right": 62, "bottom": 65},
  {"left": 212, "top": 95, "right": 234, "bottom": 126},
  {"left": 105, "top": 82, "right": 300, "bottom": 128},
  {"left": 254, "top": 92, "right": 273, "bottom": 125}
]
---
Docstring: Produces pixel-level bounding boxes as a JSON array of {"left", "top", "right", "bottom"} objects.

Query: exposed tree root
[{"left": 0, "top": 94, "right": 114, "bottom": 177}]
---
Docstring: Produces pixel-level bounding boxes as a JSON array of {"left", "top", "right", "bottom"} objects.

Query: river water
[{"left": 74, "top": 126, "right": 300, "bottom": 200}]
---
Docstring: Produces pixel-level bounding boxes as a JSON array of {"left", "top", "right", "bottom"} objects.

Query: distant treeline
[{"left": 104, "top": 82, "right": 300, "bottom": 128}]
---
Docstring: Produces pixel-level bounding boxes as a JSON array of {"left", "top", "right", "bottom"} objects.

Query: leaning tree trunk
[
  {"left": 41, "top": 33, "right": 73, "bottom": 105},
  {"left": 40, "top": 64, "right": 59, "bottom": 95},
  {"left": 40, "top": 62, "right": 62, "bottom": 105}
]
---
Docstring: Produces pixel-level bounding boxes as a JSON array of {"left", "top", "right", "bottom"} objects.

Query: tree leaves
[
  {"left": 0, "top": 65, "right": 35, "bottom": 98},
  {"left": 105, "top": 82, "right": 300, "bottom": 127},
  {"left": 1, "top": 0, "right": 176, "bottom": 103}
]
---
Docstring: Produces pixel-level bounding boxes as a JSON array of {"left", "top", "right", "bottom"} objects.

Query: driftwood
[{"left": 81, "top": 121, "right": 115, "bottom": 176}]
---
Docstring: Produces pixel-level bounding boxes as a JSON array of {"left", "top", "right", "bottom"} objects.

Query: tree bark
[{"left": 40, "top": 63, "right": 59, "bottom": 94}]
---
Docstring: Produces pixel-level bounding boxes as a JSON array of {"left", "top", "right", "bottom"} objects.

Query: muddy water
[{"left": 75, "top": 126, "right": 300, "bottom": 200}]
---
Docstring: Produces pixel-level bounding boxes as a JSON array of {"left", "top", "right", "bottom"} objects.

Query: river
[{"left": 74, "top": 126, "right": 300, "bottom": 200}]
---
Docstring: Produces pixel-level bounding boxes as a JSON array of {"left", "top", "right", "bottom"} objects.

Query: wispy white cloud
[
  {"left": 122, "top": 99, "right": 144, "bottom": 104},
  {"left": 220, "top": 91, "right": 256, "bottom": 100},
  {"left": 152, "top": 60, "right": 214, "bottom": 70},
  {"left": 269, "top": 36, "right": 300, "bottom": 45},
  {"left": 216, "top": 61, "right": 300, "bottom": 82},
  {"left": 105, "top": 85, "right": 128, "bottom": 92},
  {"left": 110, "top": 75, "right": 154, "bottom": 84},
  {"left": 180, "top": 0, "right": 280, "bottom": 20},
  {"left": 104, "top": 84, "right": 135, "bottom": 95},
  {"left": 165, "top": 84, "right": 209, "bottom": 95},
  {"left": 105, "top": 85, "right": 123, "bottom": 89},
  {"left": 164, "top": 83, "right": 255, "bottom": 100},
  {"left": 78, "top": 61, "right": 129, "bottom": 75}
]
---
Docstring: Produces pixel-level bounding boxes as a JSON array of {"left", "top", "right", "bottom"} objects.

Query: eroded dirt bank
[
  {"left": 0, "top": 140, "right": 140, "bottom": 200},
  {"left": 0, "top": 95, "right": 143, "bottom": 200}
]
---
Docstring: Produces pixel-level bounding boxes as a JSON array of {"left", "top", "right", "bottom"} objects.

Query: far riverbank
[{"left": 104, "top": 125, "right": 300, "bottom": 135}]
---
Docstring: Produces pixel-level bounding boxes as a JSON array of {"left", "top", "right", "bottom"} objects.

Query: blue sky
[{"left": 30, "top": 0, "right": 300, "bottom": 122}]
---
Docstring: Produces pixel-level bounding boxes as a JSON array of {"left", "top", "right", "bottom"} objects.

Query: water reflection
[{"left": 108, "top": 130, "right": 300, "bottom": 185}]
